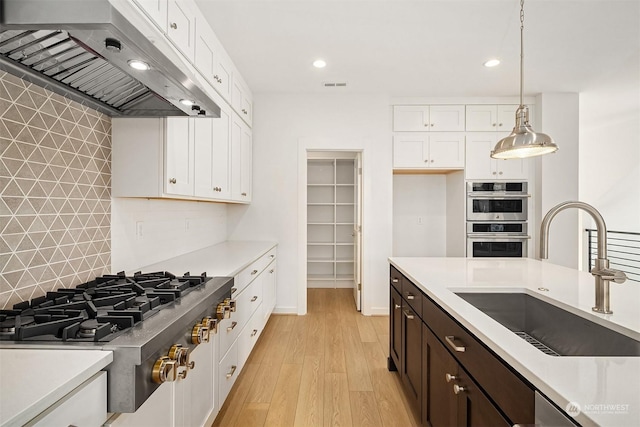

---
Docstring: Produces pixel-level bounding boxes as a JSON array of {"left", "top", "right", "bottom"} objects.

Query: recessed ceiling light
[
  {"left": 484, "top": 59, "right": 501, "bottom": 68},
  {"left": 313, "top": 59, "right": 327, "bottom": 68},
  {"left": 179, "top": 99, "right": 195, "bottom": 106},
  {"left": 128, "top": 59, "right": 150, "bottom": 71}
]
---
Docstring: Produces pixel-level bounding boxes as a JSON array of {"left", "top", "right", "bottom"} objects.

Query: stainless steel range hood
[{"left": 0, "top": 0, "right": 221, "bottom": 117}]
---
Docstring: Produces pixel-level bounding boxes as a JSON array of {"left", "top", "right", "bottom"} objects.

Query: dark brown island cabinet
[{"left": 389, "top": 266, "right": 536, "bottom": 427}]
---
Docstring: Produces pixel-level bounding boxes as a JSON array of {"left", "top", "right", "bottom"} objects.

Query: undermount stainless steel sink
[{"left": 455, "top": 292, "right": 640, "bottom": 357}]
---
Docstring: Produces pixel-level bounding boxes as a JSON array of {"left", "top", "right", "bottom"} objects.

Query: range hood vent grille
[
  {"left": 0, "top": 29, "right": 155, "bottom": 112},
  {"left": 0, "top": 0, "right": 221, "bottom": 118}
]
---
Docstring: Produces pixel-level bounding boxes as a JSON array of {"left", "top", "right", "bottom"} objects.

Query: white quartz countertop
[
  {"left": 129, "top": 240, "right": 278, "bottom": 278},
  {"left": 0, "top": 349, "right": 112, "bottom": 427},
  {"left": 389, "top": 257, "right": 640, "bottom": 427}
]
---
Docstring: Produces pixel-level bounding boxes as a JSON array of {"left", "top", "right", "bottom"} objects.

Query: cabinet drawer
[
  {"left": 234, "top": 248, "right": 277, "bottom": 296},
  {"left": 218, "top": 340, "right": 239, "bottom": 405},
  {"left": 390, "top": 266, "right": 402, "bottom": 292},
  {"left": 218, "top": 315, "right": 241, "bottom": 359},
  {"left": 402, "top": 278, "right": 422, "bottom": 318},
  {"left": 238, "top": 308, "right": 263, "bottom": 368},
  {"left": 235, "top": 275, "right": 263, "bottom": 329},
  {"left": 422, "top": 293, "right": 534, "bottom": 424}
]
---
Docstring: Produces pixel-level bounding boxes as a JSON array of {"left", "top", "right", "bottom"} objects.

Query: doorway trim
[{"left": 297, "top": 138, "right": 365, "bottom": 315}]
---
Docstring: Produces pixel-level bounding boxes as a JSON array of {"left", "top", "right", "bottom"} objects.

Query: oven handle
[
  {"left": 467, "top": 193, "right": 531, "bottom": 199},
  {"left": 467, "top": 233, "right": 531, "bottom": 238}
]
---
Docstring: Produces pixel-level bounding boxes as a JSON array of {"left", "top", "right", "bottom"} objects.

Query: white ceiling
[{"left": 195, "top": 0, "right": 640, "bottom": 97}]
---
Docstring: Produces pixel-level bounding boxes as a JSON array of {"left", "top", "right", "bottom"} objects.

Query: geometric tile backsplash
[{"left": 0, "top": 71, "right": 111, "bottom": 309}]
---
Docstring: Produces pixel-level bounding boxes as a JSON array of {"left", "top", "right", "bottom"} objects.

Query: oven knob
[
  {"left": 225, "top": 298, "right": 237, "bottom": 312},
  {"left": 202, "top": 316, "right": 218, "bottom": 334},
  {"left": 152, "top": 356, "right": 177, "bottom": 383},
  {"left": 168, "top": 344, "right": 190, "bottom": 367},
  {"left": 192, "top": 323, "right": 210, "bottom": 344}
]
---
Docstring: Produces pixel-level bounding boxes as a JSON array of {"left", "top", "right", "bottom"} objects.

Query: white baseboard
[
  {"left": 367, "top": 306, "right": 389, "bottom": 316},
  {"left": 272, "top": 306, "right": 298, "bottom": 314}
]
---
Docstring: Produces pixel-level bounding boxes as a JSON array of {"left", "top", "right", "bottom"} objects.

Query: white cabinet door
[
  {"left": 133, "top": 0, "right": 168, "bottom": 30},
  {"left": 465, "top": 132, "right": 529, "bottom": 180},
  {"left": 428, "top": 105, "right": 465, "bottom": 131},
  {"left": 165, "top": 118, "right": 195, "bottom": 196},
  {"left": 167, "top": 0, "right": 196, "bottom": 62},
  {"left": 393, "top": 134, "right": 428, "bottom": 167},
  {"left": 264, "top": 261, "right": 277, "bottom": 320},
  {"left": 465, "top": 105, "right": 498, "bottom": 131},
  {"left": 178, "top": 341, "right": 215, "bottom": 427},
  {"left": 497, "top": 105, "right": 517, "bottom": 130},
  {"left": 428, "top": 132, "right": 465, "bottom": 168},
  {"left": 464, "top": 132, "right": 495, "bottom": 180},
  {"left": 214, "top": 55, "right": 232, "bottom": 102},
  {"left": 239, "top": 125, "right": 252, "bottom": 202},
  {"left": 27, "top": 372, "right": 107, "bottom": 427},
  {"left": 232, "top": 77, "right": 253, "bottom": 126},
  {"left": 218, "top": 341, "right": 238, "bottom": 406},
  {"left": 393, "top": 106, "right": 430, "bottom": 131},
  {"left": 212, "top": 105, "right": 231, "bottom": 199},
  {"left": 394, "top": 105, "right": 464, "bottom": 131},
  {"left": 230, "top": 115, "right": 242, "bottom": 200},
  {"left": 194, "top": 20, "right": 217, "bottom": 87},
  {"left": 194, "top": 118, "right": 216, "bottom": 199},
  {"left": 106, "top": 377, "right": 174, "bottom": 427}
]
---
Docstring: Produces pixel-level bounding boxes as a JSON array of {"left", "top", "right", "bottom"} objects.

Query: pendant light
[{"left": 491, "top": 0, "right": 558, "bottom": 159}]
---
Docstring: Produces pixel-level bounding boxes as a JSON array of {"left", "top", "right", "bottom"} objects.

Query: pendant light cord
[{"left": 520, "top": 0, "right": 525, "bottom": 107}]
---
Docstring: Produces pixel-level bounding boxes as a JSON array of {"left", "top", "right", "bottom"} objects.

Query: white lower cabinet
[
  {"left": 218, "top": 340, "right": 239, "bottom": 405},
  {"left": 465, "top": 132, "right": 530, "bottom": 180},
  {"left": 106, "top": 338, "right": 216, "bottom": 427},
  {"left": 26, "top": 371, "right": 107, "bottom": 427}
]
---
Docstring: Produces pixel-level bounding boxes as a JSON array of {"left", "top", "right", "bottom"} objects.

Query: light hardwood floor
[{"left": 212, "top": 288, "right": 421, "bottom": 427}]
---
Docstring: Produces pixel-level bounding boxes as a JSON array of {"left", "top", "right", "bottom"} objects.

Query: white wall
[
  {"left": 111, "top": 198, "right": 228, "bottom": 272},
  {"left": 578, "top": 53, "right": 640, "bottom": 234},
  {"left": 536, "top": 93, "right": 580, "bottom": 269},
  {"left": 226, "top": 93, "right": 392, "bottom": 315},
  {"left": 393, "top": 174, "right": 447, "bottom": 256}
]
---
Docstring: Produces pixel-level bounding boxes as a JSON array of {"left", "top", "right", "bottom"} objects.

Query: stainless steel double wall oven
[{"left": 466, "top": 182, "right": 530, "bottom": 257}]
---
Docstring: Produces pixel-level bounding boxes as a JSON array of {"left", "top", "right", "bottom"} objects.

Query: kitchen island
[{"left": 389, "top": 257, "right": 640, "bottom": 427}]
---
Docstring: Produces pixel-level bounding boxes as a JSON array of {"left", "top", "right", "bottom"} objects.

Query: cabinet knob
[
  {"left": 430, "top": 123, "right": 434, "bottom": 127},
  {"left": 392, "top": 278, "right": 399, "bottom": 283},
  {"left": 169, "top": 178, "right": 177, "bottom": 184},
  {"left": 251, "top": 269, "right": 258, "bottom": 275},
  {"left": 251, "top": 295, "right": 258, "bottom": 302},
  {"left": 226, "top": 365, "right": 237, "bottom": 379},
  {"left": 227, "top": 321, "right": 238, "bottom": 332},
  {"left": 218, "top": 77, "right": 223, "bottom": 83},
  {"left": 453, "top": 384, "right": 466, "bottom": 394},
  {"left": 241, "top": 192, "right": 247, "bottom": 196},
  {"left": 445, "top": 373, "right": 458, "bottom": 383},
  {"left": 424, "top": 123, "right": 429, "bottom": 127},
  {"left": 251, "top": 329, "right": 258, "bottom": 337},
  {"left": 492, "top": 172, "right": 497, "bottom": 175},
  {"left": 242, "top": 109, "right": 247, "bottom": 114},
  {"left": 430, "top": 159, "right": 434, "bottom": 163},
  {"left": 406, "top": 293, "right": 415, "bottom": 300},
  {"left": 499, "top": 171, "right": 503, "bottom": 175},
  {"left": 394, "top": 304, "right": 401, "bottom": 309},
  {"left": 498, "top": 123, "right": 503, "bottom": 127},
  {"left": 170, "top": 22, "right": 178, "bottom": 30},
  {"left": 492, "top": 123, "right": 496, "bottom": 127}
]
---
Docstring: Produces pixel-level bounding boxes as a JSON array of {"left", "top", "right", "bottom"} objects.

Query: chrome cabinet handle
[
  {"left": 394, "top": 304, "right": 401, "bottom": 309},
  {"left": 170, "top": 22, "right": 177, "bottom": 30},
  {"left": 445, "top": 335, "right": 466, "bottom": 352},
  {"left": 402, "top": 310, "right": 414, "bottom": 320},
  {"left": 453, "top": 384, "right": 466, "bottom": 394},
  {"left": 445, "top": 373, "right": 457, "bottom": 383},
  {"left": 169, "top": 178, "right": 177, "bottom": 184},
  {"left": 227, "top": 321, "right": 237, "bottom": 332},
  {"left": 251, "top": 329, "right": 258, "bottom": 337},
  {"left": 251, "top": 296, "right": 258, "bottom": 302},
  {"left": 226, "top": 365, "right": 237, "bottom": 379}
]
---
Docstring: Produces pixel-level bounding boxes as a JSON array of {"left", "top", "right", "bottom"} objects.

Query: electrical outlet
[{"left": 135, "top": 221, "right": 144, "bottom": 240}]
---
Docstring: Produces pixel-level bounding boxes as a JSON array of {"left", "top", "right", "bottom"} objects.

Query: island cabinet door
[
  {"left": 389, "top": 286, "right": 402, "bottom": 370},
  {"left": 423, "top": 326, "right": 457, "bottom": 427},
  {"left": 455, "top": 369, "right": 511, "bottom": 427},
  {"left": 401, "top": 300, "right": 422, "bottom": 417}
]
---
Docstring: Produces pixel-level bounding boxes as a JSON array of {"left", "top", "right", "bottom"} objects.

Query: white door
[{"left": 353, "top": 153, "right": 362, "bottom": 311}]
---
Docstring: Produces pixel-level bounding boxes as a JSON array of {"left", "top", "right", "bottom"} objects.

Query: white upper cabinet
[
  {"left": 194, "top": 14, "right": 232, "bottom": 102},
  {"left": 465, "top": 132, "right": 529, "bottom": 180},
  {"left": 393, "top": 105, "right": 465, "bottom": 132},
  {"left": 132, "top": 0, "right": 168, "bottom": 30},
  {"left": 212, "top": 105, "right": 232, "bottom": 199},
  {"left": 232, "top": 76, "right": 253, "bottom": 126},
  {"left": 166, "top": 0, "right": 197, "bottom": 62},
  {"left": 465, "top": 105, "right": 534, "bottom": 131},
  {"left": 230, "top": 113, "right": 252, "bottom": 201},
  {"left": 164, "top": 118, "right": 195, "bottom": 196},
  {"left": 393, "top": 133, "right": 465, "bottom": 169}
]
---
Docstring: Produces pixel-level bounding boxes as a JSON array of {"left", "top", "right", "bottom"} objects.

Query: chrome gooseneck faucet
[{"left": 540, "top": 201, "right": 627, "bottom": 314}]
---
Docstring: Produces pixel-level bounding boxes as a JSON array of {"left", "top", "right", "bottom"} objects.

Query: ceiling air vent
[{"left": 323, "top": 82, "right": 347, "bottom": 87}]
